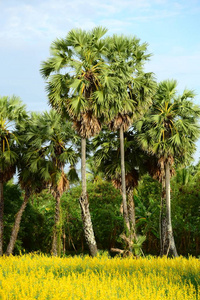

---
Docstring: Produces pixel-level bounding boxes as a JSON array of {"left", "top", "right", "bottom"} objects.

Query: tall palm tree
[
  {"left": 40, "top": 27, "right": 113, "bottom": 256},
  {"left": 5, "top": 111, "right": 71, "bottom": 256},
  {"left": 5, "top": 163, "right": 45, "bottom": 256},
  {"left": 105, "top": 35, "right": 155, "bottom": 232},
  {"left": 137, "top": 79, "right": 200, "bottom": 256},
  {"left": 5, "top": 114, "right": 41, "bottom": 255},
  {"left": 27, "top": 110, "right": 78, "bottom": 256},
  {"left": 0, "top": 95, "right": 27, "bottom": 256}
]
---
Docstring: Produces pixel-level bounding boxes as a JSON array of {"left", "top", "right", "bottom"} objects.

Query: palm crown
[
  {"left": 138, "top": 80, "right": 200, "bottom": 164},
  {"left": 26, "top": 110, "right": 78, "bottom": 185},
  {"left": 104, "top": 35, "right": 155, "bottom": 129},
  {"left": 41, "top": 27, "right": 111, "bottom": 138},
  {"left": 0, "top": 96, "right": 27, "bottom": 176}
]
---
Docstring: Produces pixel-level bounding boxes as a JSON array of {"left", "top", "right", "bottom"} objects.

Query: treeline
[
  {"left": 0, "top": 27, "right": 200, "bottom": 257},
  {"left": 3, "top": 168, "right": 200, "bottom": 256}
]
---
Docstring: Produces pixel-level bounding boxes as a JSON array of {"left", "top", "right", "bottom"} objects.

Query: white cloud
[{"left": 1, "top": 0, "right": 197, "bottom": 47}]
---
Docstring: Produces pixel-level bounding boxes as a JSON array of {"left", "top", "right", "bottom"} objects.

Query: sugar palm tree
[
  {"left": 5, "top": 160, "right": 45, "bottom": 256},
  {"left": 27, "top": 110, "right": 78, "bottom": 256},
  {"left": 105, "top": 35, "right": 156, "bottom": 231},
  {"left": 40, "top": 27, "right": 114, "bottom": 256},
  {"left": 137, "top": 79, "right": 200, "bottom": 256},
  {"left": 5, "top": 114, "right": 39, "bottom": 255},
  {"left": 0, "top": 95, "right": 27, "bottom": 255}
]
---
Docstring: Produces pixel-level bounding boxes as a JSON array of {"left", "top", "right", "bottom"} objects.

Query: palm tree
[
  {"left": 137, "top": 79, "right": 200, "bottom": 256},
  {"left": 27, "top": 110, "right": 78, "bottom": 256},
  {"left": 0, "top": 95, "right": 27, "bottom": 256},
  {"left": 40, "top": 27, "right": 113, "bottom": 257},
  {"left": 5, "top": 114, "right": 40, "bottom": 255},
  {"left": 5, "top": 163, "right": 45, "bottom": 256},
  {"left": 105, "top": 35, "right": 155, "bottom": 232}
]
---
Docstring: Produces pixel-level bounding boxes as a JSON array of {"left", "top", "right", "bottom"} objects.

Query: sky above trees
[{"left": 0, "top": 0, "right": 199, "bottom": 162}]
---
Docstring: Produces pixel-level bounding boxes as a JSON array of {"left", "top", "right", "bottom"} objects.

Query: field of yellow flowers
[{"left": 0, "top": 254, "right": 199, "bottom": 300}]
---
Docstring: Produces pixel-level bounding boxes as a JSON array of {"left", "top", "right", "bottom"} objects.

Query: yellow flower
[{"left": 0, "top": 254, "right": 199, "bottom": 299}]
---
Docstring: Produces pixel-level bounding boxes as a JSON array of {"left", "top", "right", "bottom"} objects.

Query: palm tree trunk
[
  {"left": 165, "top": 162, "right": 178, "bottom": 257},
  {"left": 119, "top": 125, "right": 130, "bottom": 231},
  {"left": 79, "top": 137, "right": 98, "bottom": 257},
  {"left": 51, "top": 190, "right": 61, "bottom": 256},
  {"left": 160, "top": 176, "right": 168, "bottom": 256},
  {"left": 127, "top": 188, "right": 136, "bottom": 238},
  {"left": 127, "top": 188, "right": 136, "bottom": 253},
  {"left": 6, "top": 188, "right": 30, "bottom": 256},
  {"left": 0, "top": 173, "right": 3, "bottom": 256}
]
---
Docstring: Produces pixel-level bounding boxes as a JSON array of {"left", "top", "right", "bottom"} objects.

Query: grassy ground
[{"left": 0, "top": 253, "right": 199, "bottom": 299}]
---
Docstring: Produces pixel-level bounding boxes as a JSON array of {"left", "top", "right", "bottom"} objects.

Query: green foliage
[
  {"left": 0, "top": 95, "right": 27, "bottom": 182},
  {"left": 132, "top": 235, "right": 146, "bottom": 256},
  {"left": 4, "top": 184, "right": 54, "bottom": 254},
  {"left": 3, "top": 182, "right": 23, "bottom": 253},
  {"left": 137, "top": 79, "right": 200, "bottom": 164},
  {"left": 135, "top": 175, "right": 161, "bottom": 255},
  {"left": 61, "top": 181, "right": 124, "bottom": 252},
  {"left": 4, "top": 180, "right": 124, "bottom": 255},
  {"left": 41, "top": 27, "right": 111, "bottom": 127},
  {"left": 3, "top": 169, "right": 200, "bottom": 257},
  {"left": 171, "top": 169, "right": 200, "bottom": 256},
  {"left": 134, "top": 171, "right": 200, "bottom": 256}
]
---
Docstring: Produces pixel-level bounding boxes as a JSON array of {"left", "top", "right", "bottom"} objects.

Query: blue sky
[{"left": 0, "top": 0, "right": 200, "bottom": 162}]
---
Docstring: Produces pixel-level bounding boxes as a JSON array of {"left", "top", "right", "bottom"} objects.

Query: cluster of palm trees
[
  {"left": 0, "top": 103, "right": 78, "bottom": 256},
  {"left": 1, "top": 27, "right": 199, "bottom": 257},
  {"left": 40, "top": 27, "right": 157, "bottom": 256}
]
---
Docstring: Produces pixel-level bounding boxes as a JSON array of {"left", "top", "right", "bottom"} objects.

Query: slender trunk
[
  {"left": 127, "top": 188, "right": 136, "bottom": 253},
  {"left": 51, "top": 190, "right": 61, "bottom": 256},
  {"left": 0, "top": 174, "right": 3, "bottom": 256},
  {"left": 165, "top": 162, "right": 178, "bottom": 257},
  {"left": 6, "top": 189, "right": 30, "bottom": 256},
  {"left": 81, "top": 138, "right": 87, "bottom": 195},
  {"left": 127, "top": 188, "right": 136, "bottom": 239},
  {"left": 79, "top": 138, "right": 97, "bottom": 257},
  {"left": 160, "top": 176, "right": 168, "bottom": 256},
  {"left": 119, "top": 126, "right": 130, "bottom": 231}
]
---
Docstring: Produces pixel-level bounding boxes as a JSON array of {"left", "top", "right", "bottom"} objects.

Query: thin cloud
[{"left": 1, "top": 0, "right": 198, "bottom": 45}]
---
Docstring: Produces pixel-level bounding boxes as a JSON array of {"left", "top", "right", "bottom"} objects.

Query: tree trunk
[
  {"left": 6, "top": 188, "right": 30, "bottom": 256},
  {"left": 160, "top": 176, "right": 168, "bottom": 256},
  {"left": 127, "top": 188, "right": 136, "bottom": 239},
  {"left": 165, "top": 162, "right": 178, "bottom": 257},
  {"left": 119, "top": 125, "right": 130, "bottom": 231},
  {"left": 0, "top": 174, "right": 3, "bottom": 256},
  {"left": 51, "top": 190, "right": 61, "bottom": 256},
  {"left": 79, "top": 137, "right": 98, "bottom": 257}
]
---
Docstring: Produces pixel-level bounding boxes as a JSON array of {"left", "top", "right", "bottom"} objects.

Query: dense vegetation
[
  {"left": 2, "top": 170, "right": 200, "bottom": 256},
  {"left": 0, "top": 27, "right": 199, "bottom": 258}
]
